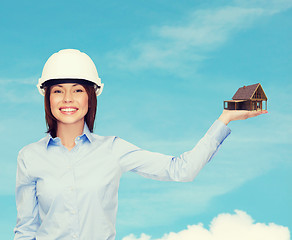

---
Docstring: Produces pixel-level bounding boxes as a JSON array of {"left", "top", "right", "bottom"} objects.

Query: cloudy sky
[{"left": 0, "top": 0, "right": 291, "bottom": 239}]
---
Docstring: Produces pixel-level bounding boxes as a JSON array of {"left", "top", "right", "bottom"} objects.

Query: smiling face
[{"left": 49, "top": 83, "right": 89, "bottom": 127}]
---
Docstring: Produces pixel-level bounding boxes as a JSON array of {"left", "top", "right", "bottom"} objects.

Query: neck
[{"left": 56, "top": 120, "right": 85, "bottom": 151}]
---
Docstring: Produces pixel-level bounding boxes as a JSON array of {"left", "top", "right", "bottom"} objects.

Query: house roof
[{"left": 232, "top": 83, "right": 267, "bottom": 100}]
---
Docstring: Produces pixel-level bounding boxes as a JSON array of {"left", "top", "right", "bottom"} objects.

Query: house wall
[
  {"left": 224, "top": 101, "right": 235, "bottom": 110},
  {"left": 241, "top": 101, "right": 251, "bottom": 110},
  {"left": 225, "top": 101, "right": 254, "bottom": 110}
]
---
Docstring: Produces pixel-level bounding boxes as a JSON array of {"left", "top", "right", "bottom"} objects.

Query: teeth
[{"left": 60, "top": 108, "right": 77, "bottom": 112}]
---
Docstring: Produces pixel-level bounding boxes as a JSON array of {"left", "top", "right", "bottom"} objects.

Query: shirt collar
[
  {"left": 45, "top": 123, "right": 94, "bottom": 148},
  {"left": 83, "top": 123, "right": 94, "bottom": 143}
]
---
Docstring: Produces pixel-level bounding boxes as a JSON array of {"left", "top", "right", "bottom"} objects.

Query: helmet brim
[{"left": 40, "top": 78, "right": 99, "bottom": 89}]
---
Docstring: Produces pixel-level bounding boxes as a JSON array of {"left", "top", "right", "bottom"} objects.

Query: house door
[
  {"left": 257, "top": 102, "right": 261, "bottom": 110},
  {"left": 253, "top": 102, "right": 256, "bottom": 110}
]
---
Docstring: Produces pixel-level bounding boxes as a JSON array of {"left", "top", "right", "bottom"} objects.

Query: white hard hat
[{"left": 37, "top": 49, "right": 104, "bottom": 96}]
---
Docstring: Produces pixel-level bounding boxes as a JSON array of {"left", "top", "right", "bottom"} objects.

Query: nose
[{"left": 63, "top": 90, "right": 73, "bottom": 103}]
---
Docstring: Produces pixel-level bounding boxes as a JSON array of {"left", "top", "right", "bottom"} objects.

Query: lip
[{"left": 59, "top": 107, "right": 79, "bottom": 115}]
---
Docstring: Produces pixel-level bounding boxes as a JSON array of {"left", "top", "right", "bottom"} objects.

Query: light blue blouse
[{"left": 14, "top": 120, "right": 231, "bottom": 240}]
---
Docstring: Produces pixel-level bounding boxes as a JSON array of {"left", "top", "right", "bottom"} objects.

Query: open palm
[{"left": 219, "top": 109, "right": 268, "bottom": 125}]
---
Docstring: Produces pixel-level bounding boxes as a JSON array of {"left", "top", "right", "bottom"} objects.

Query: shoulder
[
  {"left": 90, "top": 133, "right": 116, "bottom": 144},
  {"left": 88, "top": 133, "right": 117, "bottom": 150},
  {"left": 90, "top": 133, "right": 136, "bottom": 150},
  {"left": 91, "top": 133, "right": 131, "bottom": 144},
  {"left": 18, "top": 135, "right": 49, "bottom": 158}
]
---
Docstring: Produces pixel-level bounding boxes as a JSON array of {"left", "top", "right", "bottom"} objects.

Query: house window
[{"left": 224, "top": 102, "right": 228, "bottom": 109}]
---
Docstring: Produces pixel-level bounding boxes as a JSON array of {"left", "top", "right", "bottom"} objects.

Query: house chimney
[{"left": 243, "top": 85, "right": 246, "bottom": 88}]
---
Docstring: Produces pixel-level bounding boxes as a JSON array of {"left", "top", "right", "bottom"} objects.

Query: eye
[
  {"left": 74, "top": 88, "right": 84, "bottom": 93},
  {"left": 52, "top": 89, "right": 62, "bottom": 93}
]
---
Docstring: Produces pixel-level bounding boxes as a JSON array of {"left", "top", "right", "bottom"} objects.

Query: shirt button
[
  {"left": 71, "top": 210, "right": 76, "bottom": 214},
  {"left": 73, "top": 234, "right": 78, "bottom": 239}
]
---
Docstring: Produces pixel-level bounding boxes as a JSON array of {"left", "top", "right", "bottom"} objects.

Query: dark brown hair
[{"left": 44, "top": 84, "right": 97, "bottom": 138}]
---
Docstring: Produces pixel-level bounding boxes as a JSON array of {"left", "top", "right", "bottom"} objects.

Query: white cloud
[
  {"left": 122, "top": 210, "right": 290, "bottom": 240},
  {"left": 107, "top": 0, "right": 292, "bottom": 75},
  {"left": 157, "top": 7, "right": 264, "bottom": 48},
  {"left": 124, "top": 233, "right": 151, "bottom": 240}
]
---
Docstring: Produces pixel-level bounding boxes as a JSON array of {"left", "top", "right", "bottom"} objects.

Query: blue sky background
[{"left": 0, "top": 0, "right": 291, "bottom": 239}]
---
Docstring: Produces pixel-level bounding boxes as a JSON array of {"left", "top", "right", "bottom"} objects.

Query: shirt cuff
[{"left": 206, "top": 119, "right": 231, "bottom": 144}]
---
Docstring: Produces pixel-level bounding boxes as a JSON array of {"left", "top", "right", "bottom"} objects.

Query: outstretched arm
[
  {"left": 115, "top": 110, "right": 267, "bottom": 182},
  {"left": 114, "top": 119, "right": 231, "bottom": 182}
]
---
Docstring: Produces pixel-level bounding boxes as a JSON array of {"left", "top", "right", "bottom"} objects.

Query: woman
[{"left": 14, "top": 49, "right": 267, "bottom": 240}]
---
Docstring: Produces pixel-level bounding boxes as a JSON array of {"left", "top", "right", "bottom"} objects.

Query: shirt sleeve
[
  {"left": 113, "top": 119, "right": 231, "bottom": 182},
  {"left": 14, "top": 149, "right": 39, "bottom": 240}
]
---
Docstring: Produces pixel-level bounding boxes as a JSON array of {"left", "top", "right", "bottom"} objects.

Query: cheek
[
  {"left": 50, "top": 97, "right": 56, "bottom": 109},
  {"left": 79, "top": 94, "right": 89, "bottom": 111},
  {"left": 49, "top": 95, "right": 61, "bottom": 115}
]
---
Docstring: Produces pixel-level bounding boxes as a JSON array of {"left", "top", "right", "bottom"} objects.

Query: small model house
[{"left": 224, "top": 83, "right": 268, "bottom": 111}]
